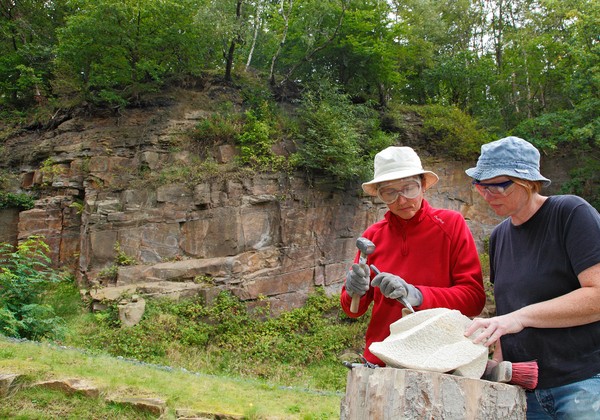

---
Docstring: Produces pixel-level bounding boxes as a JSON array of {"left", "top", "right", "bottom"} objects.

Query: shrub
[
  {"left": 511, "top": 99, "right": 600, "bottom": 151},
  {"left": 294, "top": 85, "right": 395, "bottom": 182},
  {"left": 0, "top": 237, "right": 65, "bottom": 340},
  {"left": 72, "top": 289, "right": 369, "bottom": 391},
  {"left": 417, "top": 105, "right": 490, "bottom": 160},
  {"left": 193, "top": 113, "right": 242, "bottom": 145},
  {"left": 237, "top": 106, "right": 287, "bottom": 170},
  {"left": 0, "top": 192, "right": 35, "bottom": 210},
  {"left": 561, "top": 158, "right": 600, "bottom": 211}
]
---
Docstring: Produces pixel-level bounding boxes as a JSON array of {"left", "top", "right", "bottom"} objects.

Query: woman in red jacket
[{"left": 341, "top": 146, "right": 486, "bottom": 366}]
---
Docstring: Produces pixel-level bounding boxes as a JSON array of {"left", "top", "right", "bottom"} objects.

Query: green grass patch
[
  {"left": 1, "top": 385, "right": 154, "bottom": 420},
  {"left": 0, "top": 336, "right": 343, "bottom": 419},
  {"left": 64, "top": 289, "right": 369, "bottom": 392}
]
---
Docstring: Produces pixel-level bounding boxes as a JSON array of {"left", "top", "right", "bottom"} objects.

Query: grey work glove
[
  {"left": 345, "top": 263, "right": 370, "bottom": 297},
  {"left": 371, "top": 272, "right": 423, "bottom": 306}
]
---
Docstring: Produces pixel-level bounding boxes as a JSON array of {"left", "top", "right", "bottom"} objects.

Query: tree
[
  {"left": 0, "top": 0, "right": 69, "bottom": 108},
  {"left": 55, "top": 0, "right": 205, "bottom": 106},
  {"left": 268, "top": 0, "right": 348, "bottom": 87},
  {"left": 331, "top": 0, "right": 401, "bottom": 107}
]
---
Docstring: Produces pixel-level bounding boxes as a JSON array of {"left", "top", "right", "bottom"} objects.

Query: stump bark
[{"left": 340, "top": 367, "right": 526, "bottom": 419}]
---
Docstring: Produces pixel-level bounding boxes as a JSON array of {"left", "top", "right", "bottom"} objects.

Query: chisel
[{"left": 370, "top": 264, "right": 415, "bottom": 313}]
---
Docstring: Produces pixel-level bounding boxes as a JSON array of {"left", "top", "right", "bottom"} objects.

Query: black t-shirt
[{"left": 490, "top": 195, "right": 600, "bottom": 389}]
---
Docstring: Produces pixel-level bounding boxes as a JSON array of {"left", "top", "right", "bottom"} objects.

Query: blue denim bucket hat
[{"left": 465, "top": 136, "right": 551, "bottom": 187}]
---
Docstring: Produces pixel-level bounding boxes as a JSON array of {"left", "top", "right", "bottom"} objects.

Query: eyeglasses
[
  {"left": 377, "top": 181, "right": 422, "bottom": 204},
  {"left": 472, "top": 179, "right": 514, "bottom": 195}
]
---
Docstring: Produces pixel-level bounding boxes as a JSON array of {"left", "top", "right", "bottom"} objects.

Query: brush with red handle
[{"left": 482, "top": 360, "right": 538, "bottom": 390}]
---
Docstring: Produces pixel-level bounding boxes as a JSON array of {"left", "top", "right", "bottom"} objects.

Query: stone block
[
  {"left": 36, "top": 378, "right": 100, "bottom": 398},
  {"left": 216, "top": 144, "right": 238, "bottom": 163},
  {"left": 233, "top": 248, "right": 280, "bottom": 274},
  {"left": 279, "top": 246, "right": 317, "bottom": 271},
  {"left": 106, "top": 397, "right": 165, "bottom": 416},
  {"left": 193, "top": 183, "right": 212, "bottom": 206},
  {"left": 235, "top": 267, "right": 314, "bottom": 300},
  {"left": 0, "top": 373, "right": 24, "bottom": 398},
  {"left": 117, "top": 264, "right": 153, "bottom": 286},
  {"left": 89, "top": 229, "right": 118, "bottom": 263},
  {"left": 156, "top": 183, "right": 193, "bottom": 205},
  {"left": 240, "top": 204, "right": 278, "bottom": 250},
  {"left": 340, "top": 367, "right": 526, "bottom": 420},
  {"left": 118, "top": 297, "right": 146, "bottom": 327},
  {"left": 324, "top": 261, "right": 348, "bottom": 286},
  {"left": 139, "top": 151, "right": 161, "bottom": 170},
  {"left": 116, "top": 258, "right": 232, "bottom": 286},
  {"left": 246, "top": 174, "right": 281, "bottom": 195},
  {"left": 180, "top": 208, "right": 241, "bottom": 257},
  {"left": 90, "top": 284, "right": 138, "bottom": 301},
  {"left": 0, "top": 209, "right": 19, "bottom": 245},
  {"left": 121, "top": 189, "right": 157, "bottom": 210}
]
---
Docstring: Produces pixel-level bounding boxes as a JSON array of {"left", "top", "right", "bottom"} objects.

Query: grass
[
  {"left": 55, "top": 286, "right": 369, "bottom": 393},
  {"left": 0, "top": 336, "right": 344, "bottom": 419},
  {"left": 2, "top": 386, "right": 155, "bottom": 420},
  {"left": 1, "top": 280, "right": 367, "bottom": 419},
  {"left": 0, "top": 248, "right": 492, "bottom": 419}
]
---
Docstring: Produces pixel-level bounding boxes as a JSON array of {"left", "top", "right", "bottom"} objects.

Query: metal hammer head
[{"left": 356, "top": 237, "right": 375, "bottom": 256}]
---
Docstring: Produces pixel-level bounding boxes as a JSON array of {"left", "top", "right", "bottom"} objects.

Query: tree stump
[{"left": 340, "top": 367, "right": 526, "bottom": 419}]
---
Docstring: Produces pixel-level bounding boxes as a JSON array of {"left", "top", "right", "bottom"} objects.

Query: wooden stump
[{"left": 340, "top": 367, "right": 526, "bottom": 420}]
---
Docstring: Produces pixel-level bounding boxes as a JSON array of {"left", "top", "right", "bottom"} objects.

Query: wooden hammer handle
[{"left": 350, "top": 294, "right": 360, "bottom": 313}]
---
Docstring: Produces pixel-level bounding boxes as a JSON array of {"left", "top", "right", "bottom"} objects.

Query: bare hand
[{"left": 464, "top": 314, "right": 525, "bottom": 347}]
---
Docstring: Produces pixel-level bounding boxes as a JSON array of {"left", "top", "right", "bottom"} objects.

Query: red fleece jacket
[{"left": 341, "top": 199, "right": 485, "bottom": 365}]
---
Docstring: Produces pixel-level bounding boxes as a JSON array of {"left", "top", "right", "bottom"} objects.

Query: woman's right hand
[{"left": 465, "top": 313, "right": 525, "bottom": 347}]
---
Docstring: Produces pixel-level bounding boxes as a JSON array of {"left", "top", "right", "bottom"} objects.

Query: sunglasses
[{"left": 472, "top": 179, "right": 514, "bottom": 195}]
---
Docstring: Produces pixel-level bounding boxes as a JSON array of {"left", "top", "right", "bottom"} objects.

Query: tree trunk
[
  {"left": 225, "top": 0, "right": 245, "bottom": 82},
  {"left": 341, "top": 367, "right": 526, "bottom": 419}
]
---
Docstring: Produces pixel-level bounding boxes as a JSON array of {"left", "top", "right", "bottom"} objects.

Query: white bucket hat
[{"left": 362, "top": 146, "right": 439, "bottom": 196}]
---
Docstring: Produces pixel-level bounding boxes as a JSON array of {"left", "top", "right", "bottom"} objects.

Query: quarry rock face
[{"left": 1, "top": 86, "right": 572, "bottom": 314}]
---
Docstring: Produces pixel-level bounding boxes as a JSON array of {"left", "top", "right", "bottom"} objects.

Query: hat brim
[
  {"left": 465, "top": 167, "right": 551, "bottom": 187},
  {"left": 362, "top": 170, "right": 439, "bottom": 196}
]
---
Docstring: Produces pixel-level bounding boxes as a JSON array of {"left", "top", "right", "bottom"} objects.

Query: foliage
[
  {"left": 327, "top": 0, "right": 402, "bottom": 107},
  {"left": 0, "top": 192, "right": 35, "bottom": 210},
  {"left": 236, "top": 105, "right": 290, "bottom": 171},
  {"left": 193, "top": 113, "right": 243, "bottom": 146},
  {"left": 293, "top": 82, "right": 395, "bottom": 182},
  {"left": 0, "top": 237, "right": 65, "bottom": 340},
  {"left": 97, "top": 242, "right": 136, "bottom": 283},
  {"left": 1, "top": 0, "right": 598, "bottom": 208},
  {"left": 114, "top": 241, "right": 136, "bottom": 266},
  {"left": 0, "top": 0, "right": 63, "bottom": 110},
  {"left": 511, "top": 99, "right": 600, "bottom": 151},
  {"left": 560, "top": 157, "right": 600, "bottom": 211},
  {"left": 53, "top": 0, "right": 206, "bottom": 107},
  {"left": 69, "top": 288, "right": 369, "bottom": 391},
  {"left": 394, "top": 104, "right": 491, "bottom": 161}
]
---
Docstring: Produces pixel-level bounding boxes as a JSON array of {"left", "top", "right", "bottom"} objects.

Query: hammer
[{"left": 350, "top": 237, "right": 376, "bottom": 313}]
